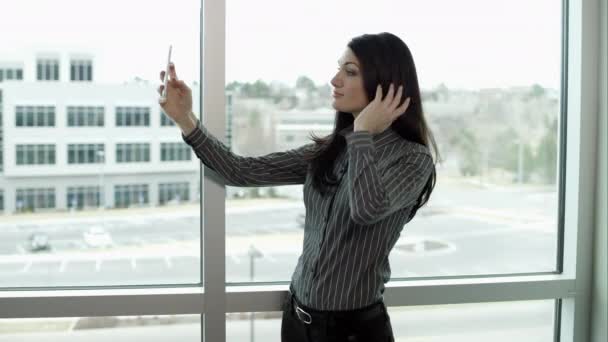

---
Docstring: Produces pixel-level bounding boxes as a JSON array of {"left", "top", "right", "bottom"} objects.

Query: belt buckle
[{"left": 295, "top": 305, "right": 312, "bottom": 325}]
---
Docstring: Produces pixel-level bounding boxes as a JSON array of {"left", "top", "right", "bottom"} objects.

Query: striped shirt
[{"left": 182, "top": 118, "right": 434, "bottom": 311}]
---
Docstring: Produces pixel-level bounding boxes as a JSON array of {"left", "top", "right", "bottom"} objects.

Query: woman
[{"left": 159, "top": 32, "right": 438, "bottom": 342}]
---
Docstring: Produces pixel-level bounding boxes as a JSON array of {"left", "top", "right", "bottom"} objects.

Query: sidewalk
[{"left": 0, "top": 198, "right": 304, "bottom": 226}]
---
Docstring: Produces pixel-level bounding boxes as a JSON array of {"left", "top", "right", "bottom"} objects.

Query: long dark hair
[{"left": 303, "top": 32, "right": 440, "bottom": 220}]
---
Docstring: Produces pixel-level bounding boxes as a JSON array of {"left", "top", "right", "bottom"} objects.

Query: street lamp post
[
  {"left": 96, "top": 150, "right": 105, "bottom": 227},
  {"left": 248, "top": 245, "right": 263, "bottom": 342}
]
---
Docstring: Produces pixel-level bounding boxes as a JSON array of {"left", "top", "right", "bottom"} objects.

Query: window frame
[{"left": 0, "top": 1, "right": 602, "bottom": 342}]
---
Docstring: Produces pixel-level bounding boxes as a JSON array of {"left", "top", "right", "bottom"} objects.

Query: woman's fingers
[
  {"left": 160, "top": 71, "right": 165, "bottom": 82},
  {"left": 374, "top": 85, "right": 382, "bottom": 102},
  {"left": 169, "top": 63, "right": 179, "bottom": 80},
  {"left": 389, "top": 85, "right": 403, "bottom": 110},
  {"left": 393, "top": 97, "right": 411, "bottom": 118},
  {"left": 384, "top": 83, "right": 395, "bottom": 105}
]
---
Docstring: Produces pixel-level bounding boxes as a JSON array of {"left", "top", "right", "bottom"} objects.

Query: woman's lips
[{"left": 332, "top": 91, "right": 343, "bottom": 98}]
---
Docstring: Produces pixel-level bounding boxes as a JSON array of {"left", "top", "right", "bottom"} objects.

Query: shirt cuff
[
  {"left": 181, "top": 118, "right": 209, "bottom": 146},
  {"left": 343, "top": 130, "right": 376, "bottom": 162}
]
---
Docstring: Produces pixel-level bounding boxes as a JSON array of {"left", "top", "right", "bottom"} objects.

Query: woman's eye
[{"left": 337, "top": 67, "right": 355, "bottom": 76}]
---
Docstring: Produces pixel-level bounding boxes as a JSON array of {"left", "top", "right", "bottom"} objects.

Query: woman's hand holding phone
[{"left": 158, "top": 55, "right": 196, "bottom": 135}]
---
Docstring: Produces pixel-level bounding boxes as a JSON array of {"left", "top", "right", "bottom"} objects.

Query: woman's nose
[{"left": 330, "top": 74, "right": 341, "bottom": 88}]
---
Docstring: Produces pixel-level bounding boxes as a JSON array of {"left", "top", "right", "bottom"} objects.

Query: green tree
[
  {"left": 451, "top": 128, "right": 481, "bottom": 176},
  {"left": 535, "top": 118, "right": 558, "bottom": 184},
  {"left": 295, "top": 76, "right": 316, "bottom": 92}
]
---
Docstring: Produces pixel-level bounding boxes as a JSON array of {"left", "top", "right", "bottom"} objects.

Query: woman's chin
[{"left": 331, "top": 101, "right": 343, "bottom": 111}]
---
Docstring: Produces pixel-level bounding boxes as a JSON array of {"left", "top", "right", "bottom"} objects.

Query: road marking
[
  {"left": 95, "top": 259, "right": 102, "bottom": 272},
  {"left": 230, "top": 255, "right": 241, "bottom": 264},
  {"left": 59, "top": 260, "right": 68, "bottom": 273},
  {"left": 164, "top": 256, "right": 173, "bottom": 269},
  {"left": 21, "top": 261, "right": 32, "bottom": 273},
  {"left": 131, "top": 258, "right": 137, "bottom": 270},
  {"left": 16, "top": 244, "right": 26, "bottom": 254}
]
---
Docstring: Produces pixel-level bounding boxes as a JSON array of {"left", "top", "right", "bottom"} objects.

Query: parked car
[
  {"left": 83, "top": 226, "right": 113, "bottom": 248},
  {"left": 28, "top": 232, "right": 51, "bottom": 252}
]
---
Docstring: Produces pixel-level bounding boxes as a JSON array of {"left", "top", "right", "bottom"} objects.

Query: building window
[
  {"left": 67, "top": 186, "right": 101, "bottom": 209},
  {"left": 16, "top": 69, "right": 23, "bottom": 80},
  {"left": 116, "top": 143, "right": 150, "bottom": 163},
  {"left": 114, "top": 184, "right": 148, "bottom": 208},
  {"left": 15, "top": 106, "right": 55, "bottom": 127},
  {"left": 160, "top": 111, "right": 176, "bottom": 126},
  {"left": 70, "top": 59, "right": 93, "bottom": 81},
  {"left": 159, "top": 182, "right": 189, "bottom": 205},
  {"left": 0, "top": 189, "right": 4, "bottom": 212},
  {"left": 16, "top": 144, "right": 55, "bottom": 165},
  {"left": 67, "top": 144, "right": 104, "bottom": 164},
  {"left": 161, "top": 142, "right": 191, "bottom": 161},
  {"left": 36, "top": 59, "right": 60, "bottom": 81},
  {"left": 16, "top": 188, "right": 55, "bottom": 212},
  {"left": 67, "top": 106, "right": 105, "bottom": 127},
  {"left": 116, "top": 107, "right": 150, "bottom": 127}
]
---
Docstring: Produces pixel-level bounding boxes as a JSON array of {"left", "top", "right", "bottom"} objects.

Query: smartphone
[{"left": 160, "top": 45, "right": 173, "bottom": 101}]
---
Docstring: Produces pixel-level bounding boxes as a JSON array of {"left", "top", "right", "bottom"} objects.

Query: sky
[{"left": 0, "top": 0, "right": 562, "bottom": 90}]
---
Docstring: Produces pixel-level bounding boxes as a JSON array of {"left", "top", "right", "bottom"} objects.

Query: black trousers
[{"left": 280, "top": 291, "right": 394, "bottom": 342}]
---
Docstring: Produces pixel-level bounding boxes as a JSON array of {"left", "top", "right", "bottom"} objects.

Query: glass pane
[
  {"left": 226, "top": 300, "right": 554, "bottom": 342},
  {"left": 0, "top": 0, "right": 201, "bottom": 287},
  {"left": 226, "top": 0, "right": 561, "bottom": 284},
  {"left": 226, "top": 311, "right": 281, "bottom": 342},
  {"left": 387, "top": 300, "right": 554, "bottom": 341},
  {"left": 0, "top": 315, "right": 200, "bottom": 341}
]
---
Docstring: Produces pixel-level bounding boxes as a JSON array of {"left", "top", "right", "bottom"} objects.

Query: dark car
[{"left": 28, "top": 233, "right": 51, "bottom": 252}]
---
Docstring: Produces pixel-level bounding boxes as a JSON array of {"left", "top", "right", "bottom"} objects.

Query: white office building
[
  {"left": 273, "top": 108, "right": 335, "bottom": 200},
  {"left": 0, "top": 53, "right": 201, "bottom": 214}
]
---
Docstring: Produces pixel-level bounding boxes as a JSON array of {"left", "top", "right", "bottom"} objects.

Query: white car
[{"left": 83, "top": 226, "right": 113, "bottom": 248}]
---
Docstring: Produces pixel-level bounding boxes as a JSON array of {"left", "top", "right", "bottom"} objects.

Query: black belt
[{"left": 286, "top": 290, "right": 386, "bottom": 325}]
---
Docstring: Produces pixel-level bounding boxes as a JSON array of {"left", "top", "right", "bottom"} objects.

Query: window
[
  {"left": 67, "top": 144, "right": 104, "bottom": 164},
  {"left": 116, "top": 107, "right": 150, "bottom": 127},
  {"left": 67, "top": 106, "right": 105, "bottom": 127},
  {"left": 15, "top": 106, "right": 55, "bottom": 127},
  {"left": 67, "top": 186, "right": 101, "bottom": 209},
  {"left": 16, "top": 188, "right": 55, "bottom": 211},
  {"left": 159, "top": 182, "right": 190, "bottom": 205},
  {"left": 36, "top": 58, "right": 60, "bottom": 81},
  {"left": 0, "top": 189, "right": 3, "bottom": 211},
  {"left": 161, "top": 142, "right": 192, "bottom": 161},
  {"left": 161, "top": 110, "right": 176, "bottom": 126},
  {"left": 114, "top": 184, "right": 149, "bottom": 208},
  {"left": 16, "top": 144, "right": 56, "bottom": 165},
  {"left": 1, "top": 1, "right": 603, "bottom": 342},
  {"left": 70, "top": 59, "right": 93, "bottom": 81},
  {"left": 116, "top": 143, "right": 150, "bottom": 163}
]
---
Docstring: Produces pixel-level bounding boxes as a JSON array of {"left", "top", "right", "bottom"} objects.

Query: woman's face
[{"left": 330, "top": 48, "right": 368, "bottom": 116}]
